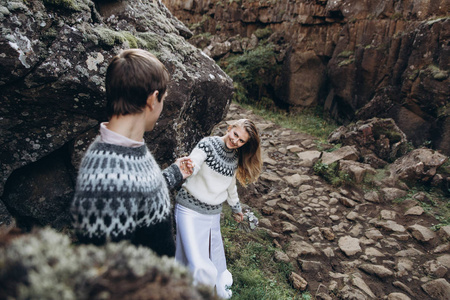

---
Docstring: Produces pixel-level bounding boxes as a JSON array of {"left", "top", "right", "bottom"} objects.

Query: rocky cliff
[
  {"left": 0, "top": 0, "right": 233, "bottom": 229},
  {"left": 162, "top": 0, "right": 450, "bottom": 155}
]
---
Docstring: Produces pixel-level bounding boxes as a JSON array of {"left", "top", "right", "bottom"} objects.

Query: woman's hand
[
  {"left": 176, "top": 157, "right": 194, "bottom": 179},
  {"left": 233, "top": 212, "right": 244, "bottom": 223}
]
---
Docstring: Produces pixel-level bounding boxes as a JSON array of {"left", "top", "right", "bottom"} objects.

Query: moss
[
  {"left": 92, "top": 28, "right": 148, "bottom": 49},
  {"left": 338, "top": 58, "right": 355, "bottom": 67},
  {"left": 426, "top": 65, "right": 449, "bottom": 81},
  {"left": 0, "top": 228, "right": 210, "bottom": 299},
  {"left": 390, "top": 12, "right": 404, "bottom": 21},
  {"left": 372, "top": 125, "right": 403, "bottom": 143},
  {"left": 6, "top": 1, "right": 28, "bottom": 12},
  {"left": 425, "top": 16, "right": 449, "bottom": 26},
  {"left": 254, "top": 27, "right": 273, "bottom": 40},
  {"left": 337, "top": 50, "right": 354, "bottom": 58}
]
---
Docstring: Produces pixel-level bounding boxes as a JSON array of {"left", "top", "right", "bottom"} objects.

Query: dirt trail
[{"left": 212, "top": 103, "right": 450, "bottom": 300}]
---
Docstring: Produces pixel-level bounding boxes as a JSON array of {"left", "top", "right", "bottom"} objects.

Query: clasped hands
[{"left": 175, "top": 157, "right": 195, "bottom": 179}]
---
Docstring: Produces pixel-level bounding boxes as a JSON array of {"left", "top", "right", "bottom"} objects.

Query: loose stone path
[{"left": 212, "top": 103, "right": 450, "bottom": 300}]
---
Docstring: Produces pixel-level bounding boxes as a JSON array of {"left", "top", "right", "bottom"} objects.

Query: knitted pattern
[
  {"left": 199, "top": 137, "right": 237, "bottom": 177},
  {"left": 176, "top": 136, "right": 242, "bottom": 215},
  {"left": 70, "top": 138, "right": 182, "bottom": 255}
]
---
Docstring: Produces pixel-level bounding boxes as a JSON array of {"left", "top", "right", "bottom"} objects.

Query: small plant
[
  {"left": 221, "top": 206, "right": 301, "bottom": 299},
  {"left": 220, "top": 43, "right": 280, "bottom": 106}
]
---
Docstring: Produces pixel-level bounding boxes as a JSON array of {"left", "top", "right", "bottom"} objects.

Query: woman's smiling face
[{"left": 223, "top": 125, "right": 249, "bottom": 149}]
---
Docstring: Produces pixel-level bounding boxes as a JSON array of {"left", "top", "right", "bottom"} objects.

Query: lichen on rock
[{"left": 0, "top": 228, "right": 214, "bottom": 299}]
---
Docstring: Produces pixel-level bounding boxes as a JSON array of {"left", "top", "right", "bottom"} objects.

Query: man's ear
[{"left": 146, "top": 90, "right": 159, "bottom": 110}]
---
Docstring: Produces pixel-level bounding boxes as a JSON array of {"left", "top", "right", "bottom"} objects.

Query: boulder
[
  {"left": 0, "top": 228, "right": 214, "bottom": 299},
  {"left": 389, "top": 148, "right": 448, "bottom": 183},
  {"left": 421, "top": 278, "right": 450, "bottom": 300},
  {"left": 328, "top": 118, "right": 409, "bottom": 162},
  {"left": 0, "top": 0, "right": 233, "bottom": 229}
]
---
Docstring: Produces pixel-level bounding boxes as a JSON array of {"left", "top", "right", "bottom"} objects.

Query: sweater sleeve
[
  {"left": 226, "top": 176, "right": 242, "bottom": 213},
  {"left": 162, "top": 163, "right": 183, "bottom": 190},
  {"left": 189, "top": 143, "right": 208, "bottom": 177}
]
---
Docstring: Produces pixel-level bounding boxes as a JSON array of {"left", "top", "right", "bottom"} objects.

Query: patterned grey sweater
[{"left": 70, "top": 138, "right": 182, "bottom": 256}]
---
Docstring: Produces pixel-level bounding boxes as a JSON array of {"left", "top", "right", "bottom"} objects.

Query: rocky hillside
[
  {"left": 0, "top": 0, "right": 233, "bottom": 230},
  {"left": 162, "top": 0, "right": 450, "bottom": 155},
  {"left": 214, "top": 103, "right": 450, "bottom": 300}
]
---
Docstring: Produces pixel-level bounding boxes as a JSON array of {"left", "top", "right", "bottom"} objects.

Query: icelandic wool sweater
[
  {"left": 176, "top": 136, "right": 242, "bottom": 215},
  {"left": 70, "top": 137, "right": 182, "bottom": 256}
]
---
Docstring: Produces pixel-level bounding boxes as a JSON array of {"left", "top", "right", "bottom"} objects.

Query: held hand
[
  {"left": 176, "top": 157, "right": 195, "bottom": 179},
  {"left": 233, "top": 212, "right": 244, "bottom": 223}
]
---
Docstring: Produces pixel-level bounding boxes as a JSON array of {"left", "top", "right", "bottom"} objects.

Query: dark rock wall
[
  {"left": 162, "top": 0, "right": 450, "bottom": 155},
  {"left": 0, "top": 0, "right": 233, "bottom": 229}
]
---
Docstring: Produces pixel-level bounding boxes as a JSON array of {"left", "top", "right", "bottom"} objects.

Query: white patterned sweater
[
  {"left": 176, "top": 136, "right": 242, "bottom": 215},
  {"left": 70, "top": 137, "right": 182, "bottom": 256}
]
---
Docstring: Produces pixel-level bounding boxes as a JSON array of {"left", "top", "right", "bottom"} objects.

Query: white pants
[{"left": 175, "top": 204, "right": 233, "bottom": 299}]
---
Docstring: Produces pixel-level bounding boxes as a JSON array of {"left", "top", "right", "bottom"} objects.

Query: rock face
[
  {"left": 161, "top": 0, "right": 450, "bottom": 155},
  {"left": 0, "top": 0, "right": 233, "bottom": 229}
]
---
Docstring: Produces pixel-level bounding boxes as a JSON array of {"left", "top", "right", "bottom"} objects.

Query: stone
[
  {"left": 365, "top": 247, "right": 385, "bottom": 257},
  {"left": 392, "top": 281, "right": 416, "bottom": 298},
  {"left": 351, "top": 273, "right": 376, "bottom": 298},
  {"left": 364, "top": 191, "right": 381, "bottom": 203},
  {"left": 381, "top": 188, "right": 408, "bottom": 202},
  {"left": 274, "top": 250, "right": 290, "bottom": 263},
  {"left": 373, "top": 220, "right": 406, "bottom": 233},
  {"left": 287, "top": 145, "right": 303, "bottom": 153},
  {"left": 421, "top": 278, "right": 450, "bottom": 300},
  {"left": 380, "top": 210, "right": 396, "bottom": 220},
  {"left": 359, "top": 264, "right": 394, "bottom": 278},
  {"left": 365, "top": 229, "right": 383, "bottom": 240},
  {"left": 265, "top": 199, "right": 280, "bottom": 207},
  {"left": 422, "top": 260, "right": 448, "bottom": 278},
  {"left": 395, "top": 248, "right": 423, "bottom": 257},
  {"left": 261, "top": 206, "right": 275, "bottom": 215},
  {"left": 408, "top": 224, "right": 437, "bottom": 242},
  {"left": 297, "top": 150, "right": 321, "bottom": 167},
  {"left": 387, "top": 293, "right": 411, "bottom": 300},
  {"left": 404, "top": 206, "right": 424, "bottom": 216},
  {"left": 321, "top": 146, "right": 360, "bottom": 165},
  {"left": 260, "top": 172, "right": 283, "bottom": 182},
  {"left": 433, "top": 244, "right": 450, "bottom": 254},
  {"left": 389, "top": 148, "right": 448, "bottom": 182},
  {"left": 396, "top": 258, "right": 413, "bottom": 277},
  {"left": 339, "top": 160, "right": 376, "bottom": 183},
  {"left": 320, "top": 227, "right": 335, "bottom": 241},
  {"left": 299, "top": 260, "right": 323, "bottom": 273},
  {"left": 289, "top": 272, "right": 308, "bottom": 291},
  {"left": 339, "top": 197, "right": 357, "bottom": 208},
  {"left": 284, "top": 174, "right": 311, "bottom": 187},
  {"left": 437, "top": 254, "right": 450, "bottom": 269},
  {"left": 281, "top": 221, "right": 298, "bottom": 233},
  {"left": 279, "top": 211, "right": 296, "bottom": 222},
  {"left": 285, "top": 241, "right": 319, "bottom": 259},
  {"left": 338, "top": 236, "right": 361, "bottom": 256},
  {"left": 438, "top": 225, "right": 450, "bottom": 240},
  {"left": 259, "top": 218, "right": 272, "bottom": 228}
]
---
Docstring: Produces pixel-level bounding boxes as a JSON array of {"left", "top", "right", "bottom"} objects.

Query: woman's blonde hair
[{"left": 232, "top": 119, "right": 262, "bottom": 186}]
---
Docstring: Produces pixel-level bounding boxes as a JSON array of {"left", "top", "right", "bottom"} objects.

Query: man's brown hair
[{"left": 105, "top": 49, "right": 170, "bottom": 118}]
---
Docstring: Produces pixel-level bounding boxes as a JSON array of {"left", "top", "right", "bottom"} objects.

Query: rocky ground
[{"left": 212, "top": 103, "right": 450, "bottom": 300}]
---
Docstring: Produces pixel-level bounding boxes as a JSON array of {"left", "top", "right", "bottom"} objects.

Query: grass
[
  {"left": 221, "top": 206, "right": 308, "bottom": 299},
  {"left": 395, "top": 186, "right": 450, "bottom": 230},
  {"left": 236, "top": 101, "right": 339, "bottom": 142}
]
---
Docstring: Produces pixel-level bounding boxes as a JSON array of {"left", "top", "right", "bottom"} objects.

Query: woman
[{"left": 175, "top": 119, "right": 262, "bottom": 299}]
